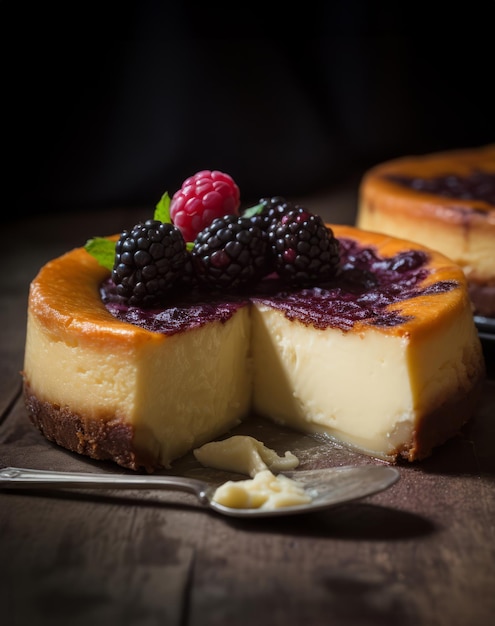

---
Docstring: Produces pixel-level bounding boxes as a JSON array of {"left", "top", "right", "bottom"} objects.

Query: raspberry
[
  {"left": 112, "top": 219, "right": 188, "bottom": 306},
  {"left": 170, "top": 170, "right": 241, "bottom": 243},
  {"left": 268, "top": 207, "right": 340, "bottom": 286},
  {"left": 192, "top": 214, "right": 270, "bottom": 290}
]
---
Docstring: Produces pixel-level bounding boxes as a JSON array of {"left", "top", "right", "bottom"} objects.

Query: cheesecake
[
  {"left": 22, "top": 224, "right": 485, "bottom": 471},
  {"left": 356, "top": 144, "right": 495, "bottom": 317},
  {"left": 212, "top": 469, "right": 312, "bottom": 511},
  {"left": 194, "top": 436, "right": 310, "bottom": 511}
]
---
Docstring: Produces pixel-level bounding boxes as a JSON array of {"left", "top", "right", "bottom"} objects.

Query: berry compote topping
[
  {"left": 170, "top": 170, "right": 241, "bottom": 242},
  {"left": 101, "top": 279, "right": 248, "bottom": 335},
  {"left": 385, "top": 169, "right": 495, "bottom": 206},
  {"left": 101, "top": 236, "right": 458, "bottom": 335},
  {"left": 252, "top": 238, "right": 458, "bottom": 331}
]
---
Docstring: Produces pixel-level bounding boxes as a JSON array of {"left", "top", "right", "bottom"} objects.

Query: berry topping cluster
[{"left": 85, "top": 171, "right": 341, "bottom": 306}]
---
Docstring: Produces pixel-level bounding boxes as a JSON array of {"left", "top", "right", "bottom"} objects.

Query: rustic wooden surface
[{"left": 2, "top": 191, "right": 495, "bottom": 626}]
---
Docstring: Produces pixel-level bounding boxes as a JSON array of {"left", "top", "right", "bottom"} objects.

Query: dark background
[{"left": 3, "top": 4, "right": 494, "bottom": 219}]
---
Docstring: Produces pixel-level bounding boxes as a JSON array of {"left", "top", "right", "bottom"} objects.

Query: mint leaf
[
  {"left": 241, "top": 202, "right": 264, "bottom": 218},
  {"left": 155, "top": 191, "right": 172, "bottom": 223},
  {"left": 84, "top": 237, "right": 116, "bottom": 271},
  {"left": 85, "top": 191, "right": 174, "bottom": 271}
]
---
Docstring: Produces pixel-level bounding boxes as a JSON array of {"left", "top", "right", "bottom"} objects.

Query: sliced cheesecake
[{"left": 23, "top": 224, "right": 486, "bottom": 471}]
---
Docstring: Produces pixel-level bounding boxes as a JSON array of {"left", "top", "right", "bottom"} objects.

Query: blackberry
[
  {"left": 192, "top": 214, "right": 271, "bottom": 290},
  {"left": 174, "top": 252, "right": 198, "bottom": 291},
  {"left": 268, "top": 207, "right": 340, "bottom": 286},
  {"left": 246, "top": 196, "right": 296, "bottom": 231},
  {"left": 112, "top": 219, "right": 188, "bottom": 306}
]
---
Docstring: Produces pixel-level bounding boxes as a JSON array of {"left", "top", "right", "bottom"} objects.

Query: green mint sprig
[
  {"left": 84, "top": 192, "right": 180, "bottom": 269},
  {"left": 154, "top": 191, "right": 172, "bottom": 224},
  {"left": 155, "top": 191, "right": 194, "bottom": 250},
  {"left": 241, "top": 202, "right": 263, "bottom": 218},
  {"left": 84, "top": 236, "right": 116, "bottom": 271}
]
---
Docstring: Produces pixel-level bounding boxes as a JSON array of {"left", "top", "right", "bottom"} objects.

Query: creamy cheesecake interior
[
  {"left": 251, "top": 300, "right": 482, "bottom": 461},
  {"left": 23, "top": 225, "right": 486, "bottom": 471},
  {"left": 25, "top": 306, "right": 251, "bottom": 469}
]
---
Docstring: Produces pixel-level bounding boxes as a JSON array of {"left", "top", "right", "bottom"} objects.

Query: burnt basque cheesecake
[
  {"left": 356, "top": 144, "right": 495, "bottom": 317},
  {"left": 22, "top": 171, "right": 486, "bottom": 472}
]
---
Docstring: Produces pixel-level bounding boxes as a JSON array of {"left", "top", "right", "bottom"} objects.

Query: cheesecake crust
[
  {"left": 23, "top": 380, "right": 158, "bottom": 472},
  {"left": 400, "top": 375, "right": 484, "bottom": 462}
]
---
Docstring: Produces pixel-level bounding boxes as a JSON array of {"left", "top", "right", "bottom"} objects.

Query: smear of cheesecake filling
[{"left": 193, "top": 435, "right": 311, "bottom": 510}]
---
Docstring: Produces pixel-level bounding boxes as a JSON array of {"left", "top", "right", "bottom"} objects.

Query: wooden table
[{"left": 2, "top": 190, "right": 494, "bottom": 626}]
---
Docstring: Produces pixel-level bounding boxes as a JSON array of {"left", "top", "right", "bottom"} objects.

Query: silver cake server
[{"left": 0, "top": 465, "right": 399, "bottom": 518}]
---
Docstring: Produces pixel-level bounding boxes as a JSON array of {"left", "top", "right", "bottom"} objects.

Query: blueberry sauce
[
  {"left": 101, "top": 238, "right": 458, "bottom": 334},
  {"left": 101, "top": 283, "right": 249, "bottom": 335},
  {"left": 385, "top": 170, "right": 495, "bottom": 206}
]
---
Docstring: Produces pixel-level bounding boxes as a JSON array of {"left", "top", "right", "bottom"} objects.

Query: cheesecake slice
[
  {"left": 22, "top": 224, "right": 485, "bottom": 471},
  {"left": 252, "top": 226, "right": 485, "bottom": 462},
  {"left": 23, "top": 247, "right": 252, "bottom": 471}
]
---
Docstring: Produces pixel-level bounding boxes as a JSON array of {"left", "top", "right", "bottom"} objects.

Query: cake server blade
[{"left": 0, "top": 465, "right": 399, "bottom": 518}]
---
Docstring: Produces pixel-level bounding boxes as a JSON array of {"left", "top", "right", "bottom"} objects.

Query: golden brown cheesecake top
[
  {"left": 28, "top": 224, "right": 471, "bottom": 344},
  {"left": 28, "top": 246, "right": 163, "bottom": 350},
  {"left": 359, "top": 144, "right": 495, "bottom": 224}
]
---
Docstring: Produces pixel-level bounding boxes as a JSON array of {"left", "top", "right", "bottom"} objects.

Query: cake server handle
[{"left": 0, "top": 466, "right": 212, "bottom": 504}]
